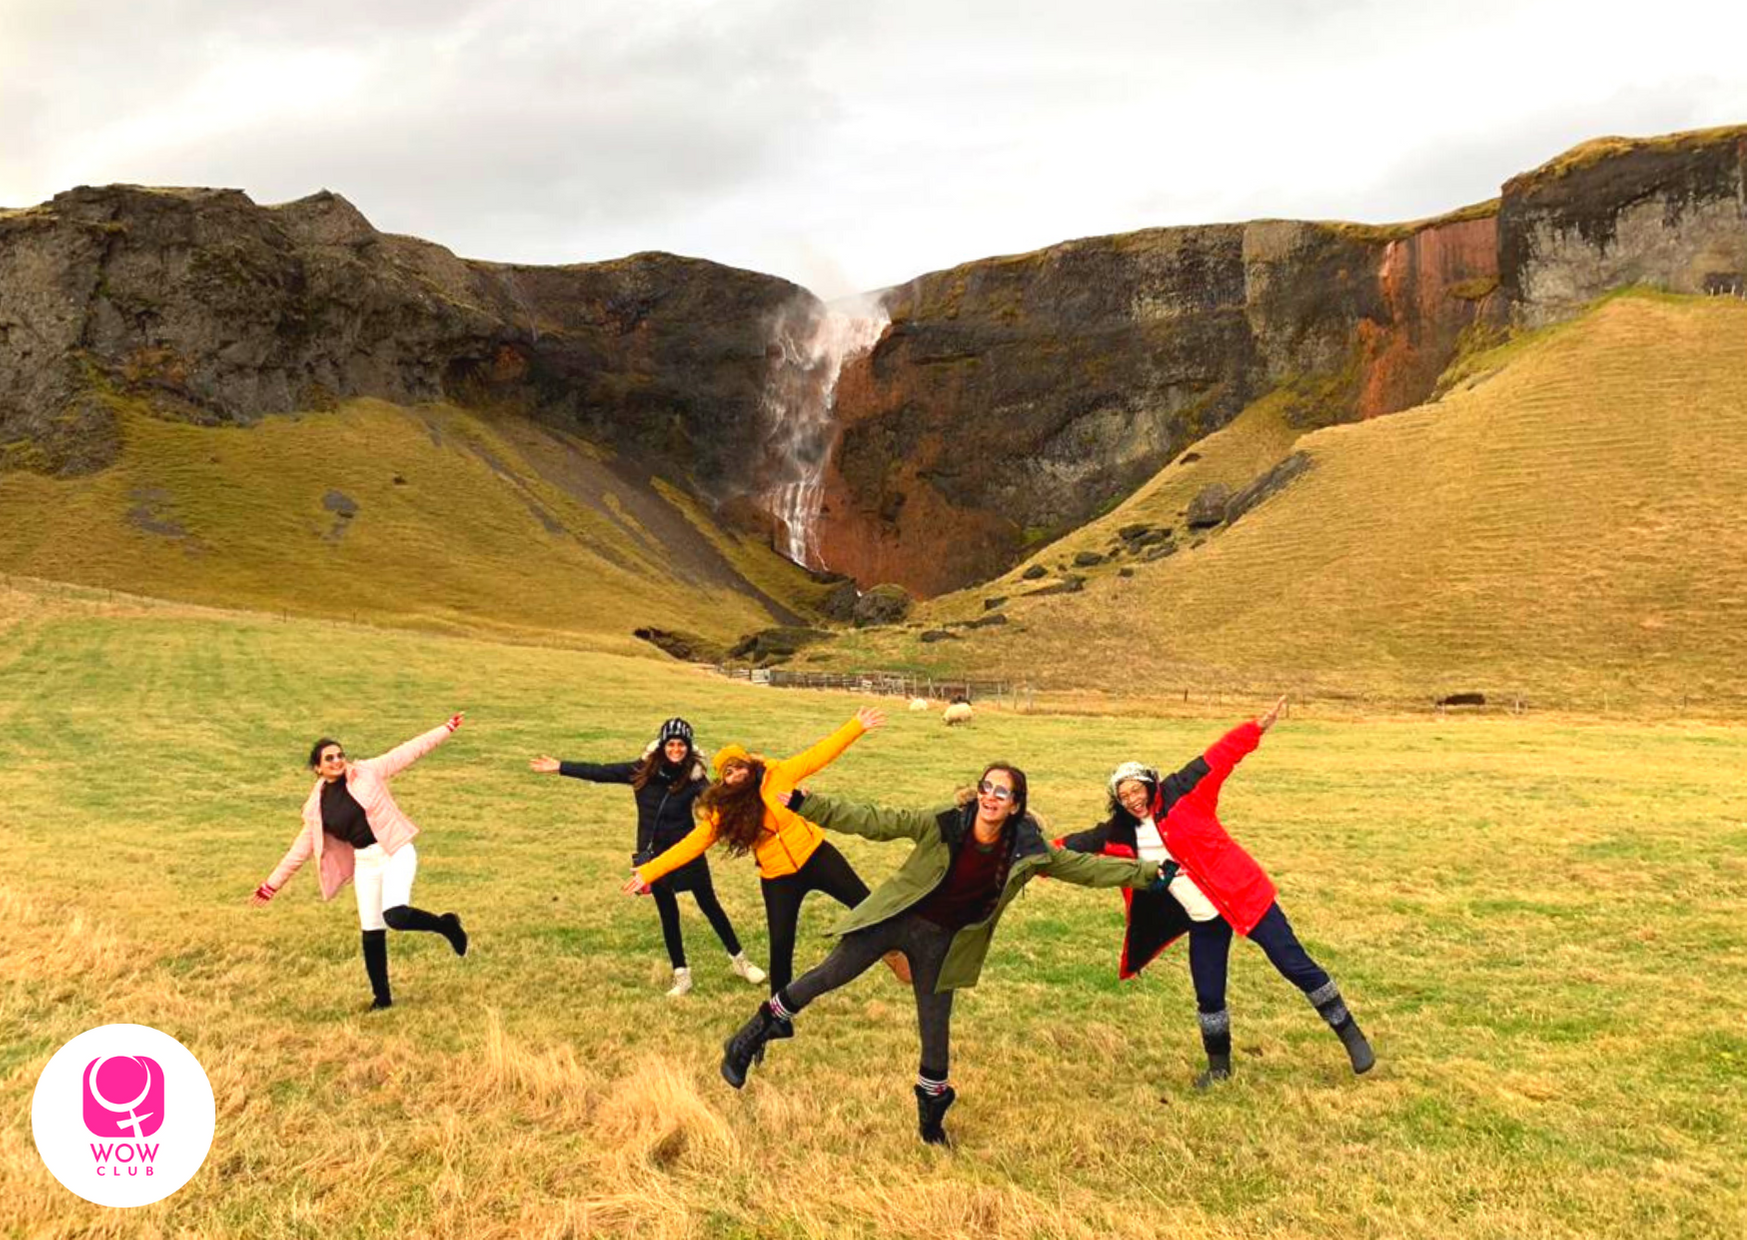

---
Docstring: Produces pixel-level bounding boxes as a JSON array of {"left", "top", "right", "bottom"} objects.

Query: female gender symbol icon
[{"left": 85, "top": 1057, "right": 157, "bottom": 1139}]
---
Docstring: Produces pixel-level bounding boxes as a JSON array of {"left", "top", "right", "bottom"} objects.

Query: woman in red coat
[{"left": 1059, "top": 696, "right": 1374, "bottom": 1087}]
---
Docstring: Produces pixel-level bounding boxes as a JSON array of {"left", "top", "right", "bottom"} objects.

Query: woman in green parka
[{"left": 718, "top": 761, "right": 1165, "bottom": 1146}]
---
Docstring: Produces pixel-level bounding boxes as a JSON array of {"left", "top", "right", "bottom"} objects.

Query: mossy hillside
[{"left": 0, "top": 398, "right": 812, "bottom": 650}]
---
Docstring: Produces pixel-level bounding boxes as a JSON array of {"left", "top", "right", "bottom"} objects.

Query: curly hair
[{"left": 697, "top": 760, "right": 767, "bottom": 856}]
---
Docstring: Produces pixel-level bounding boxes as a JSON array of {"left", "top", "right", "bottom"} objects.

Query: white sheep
[
  {"left": 908, "top": 698, "right": 930, "bottom": 712},
  {"left": 942, "top": 701, "right": 974, "bottom": 726}
]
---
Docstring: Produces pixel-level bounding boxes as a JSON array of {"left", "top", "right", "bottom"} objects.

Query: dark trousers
[
  {"left": 781, "top": 912, "right": 956, "bottom": 1077},
  {"left": 760, "top": 841, "right": 871, "bottom": 995},
  {"left": 651, "top": 863, "right": 742, "bottom": 968},
  {"left": 1187, "top": 901, "right": 1331, "bottom": 1014}
]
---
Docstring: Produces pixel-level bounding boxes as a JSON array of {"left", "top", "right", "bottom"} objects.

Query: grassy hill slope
[
  {"left": 807, "top": 293, "right": 1747, "bottom": 712},
  {"left": 0, "top": 398, "right": 826, "bottom": 653}
]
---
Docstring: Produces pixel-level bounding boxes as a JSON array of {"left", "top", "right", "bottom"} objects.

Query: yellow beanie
[{"left": 712, "top": 743, "right": 752, "bottom": 775}]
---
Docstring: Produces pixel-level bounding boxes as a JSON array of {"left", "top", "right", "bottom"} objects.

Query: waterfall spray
[{"left": 760, "top": 298, "right": 888, "bottom": 570}]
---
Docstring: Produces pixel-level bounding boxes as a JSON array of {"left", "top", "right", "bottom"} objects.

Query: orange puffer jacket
[{"left": 635, "top": 718, "right": 868, "bottom": 882}]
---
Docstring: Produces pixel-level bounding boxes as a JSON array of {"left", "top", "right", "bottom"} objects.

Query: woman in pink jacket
[{"left": 250, "top": 713, "right": 469, "bottom": 1010}]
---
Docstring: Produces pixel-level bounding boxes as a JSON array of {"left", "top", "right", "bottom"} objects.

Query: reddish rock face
[
  {"left": 815, "top": 217, "right": 1506, "bottom": 596},
  {"left": 1356, "top": 215, "right": 1502, "bottom": 420}
]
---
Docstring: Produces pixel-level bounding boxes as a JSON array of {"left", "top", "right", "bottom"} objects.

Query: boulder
[
  {"left": 1072, "top": 550, "right": 1105, "bottom": 567},
  {"left": 1186, "top": 483, "right": 1232, "bottom": 529},
  {"left": 1020, "top": 565, "right": 1047, "bottom": 581},
  {"left": 1223, "top": 452, "right": 1312, "bottom": 527},
  {"left": 819, "top": 579, "right": 861, "bottom": 622},
  {"left": 851, "top": 583, "right": 913, "bottom": 627}
]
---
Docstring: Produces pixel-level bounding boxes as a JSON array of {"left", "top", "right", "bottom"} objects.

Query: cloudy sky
[{"left": 3, "top": 0, "right": 1744, "bottom": 299}]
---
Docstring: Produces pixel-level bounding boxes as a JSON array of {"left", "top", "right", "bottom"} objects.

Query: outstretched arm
[
  {"left": 1038, "top": 845, "right": 1160, "bottom": 889},
  {"left": 633, "top": 816, "right": 724, "bottom": 887},
  {"left": 542, "top": 758, "right": 639, "bottom": 784},
  {"left": 774, "top": 708, "right": 885, "bottom": 784},
  {"left": 362, "top": 714, "right": 464, "bottom": 780},
  {"left": 795, "top": 790, "right": 942, "bottom": 843},
  {"left": 254, "top": 823, "right": 316, "bottom": 904}
]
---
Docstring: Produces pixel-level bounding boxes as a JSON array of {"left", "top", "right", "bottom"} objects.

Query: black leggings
[
  {"left": 780, "top": 912, "right": 956, "bottom": 1079},
  {"left": 760, "top": 841, "right": 871, "bottom": 994},
  {"left": 1187, "top": 901, "right": 1331, "bottom": 1013},
  {"left": 651, "top": 867, "right": 743, "bottom": 968}
]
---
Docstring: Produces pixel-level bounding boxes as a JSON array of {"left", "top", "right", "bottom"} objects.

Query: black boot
[
  {"left": 721, "top": 1001, "right": 783, "bottom": 1088},
  {"left": 1194, "top": 1007, "right": 1232, "bottom": 1089},
  {"left": 1308, "top": 981, "right": 1375, "bottom": 1075},
  {"left": 440, "top": 912, "right": 469, "bottom": 958},
  {"left": 914, "top": 1084, "right": 956, "bottom": 1146},
  {"left": 768, "top": 1015, "right": 795, "bottom": 1040},
  {"left": 1194, "top": 1053, "right": 1232, "bottom": 1090},
  {"left": 361, "top": 930, "right": 392, "bottom": 1010}
]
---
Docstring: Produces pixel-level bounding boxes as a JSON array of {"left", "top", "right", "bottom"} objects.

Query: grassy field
[
  {"left": 0, "top": 397, "right": 825, "bottom": 653},
  {"left": 3, "top": 586, "right": 1746, "bottom": 1238},
  {"left": 813, "top": 293, "right": 1747, "bottom": 715}
]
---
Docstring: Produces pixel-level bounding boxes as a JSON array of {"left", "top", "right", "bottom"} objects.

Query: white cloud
[{"left": 3, "top": 0, "right": 1744, "bottom": 299}]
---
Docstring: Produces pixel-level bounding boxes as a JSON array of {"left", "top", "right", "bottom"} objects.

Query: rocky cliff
[
  {"left": 0, "top": 185, "right": 820, "bottom": 503},
  {"left": 817, "top": 209, "right": 1503, "bottom": 594},
  {"left": 817, "top": 125, "right": 1746, "bottom": 596},
  {"left": 3, "top": 125, "right": 1742, "bottom": 603},
  {"left": 1498, "top": 126, "right": 1747, "bottom": 327}
]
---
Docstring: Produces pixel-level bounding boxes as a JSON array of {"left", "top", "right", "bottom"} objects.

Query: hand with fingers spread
[
  {"left": 856, "top": 706, "right": 887, "bottom": 732},
  {"left": 249, "top": 882, "right": 277, "bottom": 907},
  {"left": 1257, "top": 695, "right": 1288, "bottom": 732},
  {"left": 621, "top": 873, "right": 652, "bottom": 897},
  {"left": 445, "top": 712, "right": 466, "bottom": 733},
  {"left": 529, "top": 755, "right": 560, "bottom": 774}
]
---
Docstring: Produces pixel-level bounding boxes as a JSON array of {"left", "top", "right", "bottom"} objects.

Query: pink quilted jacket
[{"left": 266, "top": 723, "right": 454, "bottom": 900}]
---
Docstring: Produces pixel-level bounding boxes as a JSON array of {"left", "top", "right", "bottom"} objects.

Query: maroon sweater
[{"left": 915, "top": 832, "right": 1006, "bottom": 929}]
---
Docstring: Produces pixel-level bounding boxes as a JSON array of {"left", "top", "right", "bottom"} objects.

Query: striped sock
[
  {"left": 768, "top": 991, "right": 796, "bottom": 1022},
  {"left": 916, "top": 1070, "right": 950, "bottom": 1096}
]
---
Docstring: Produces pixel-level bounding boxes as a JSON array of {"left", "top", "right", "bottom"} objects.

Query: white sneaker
[
  {"left": 666, "top": 967, "right": 693, "bottom": 998},
  {"left": 730, "top": 953, "right": 767, "bottom": 986}
]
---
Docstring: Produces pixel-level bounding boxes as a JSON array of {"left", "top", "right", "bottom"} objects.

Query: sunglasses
[
  {"left": 976, "top": 780, "right": 1015, "bottom": 803},
  {"left": 321, "top": 750, "right": 347, "bottom": 762}
]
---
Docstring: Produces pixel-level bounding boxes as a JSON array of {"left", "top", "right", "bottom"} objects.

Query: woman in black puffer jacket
[{"left": 531, "top": 717, "right": 766, "bottom": 996}]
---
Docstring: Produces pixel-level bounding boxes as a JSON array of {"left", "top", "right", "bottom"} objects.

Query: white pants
[{"left": 354, "top": 843, "right": 418, "bottom": 931}]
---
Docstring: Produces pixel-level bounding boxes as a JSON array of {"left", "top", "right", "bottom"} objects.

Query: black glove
[
  {"left": 784, "top": 788, "right": 807, "bottom": 812},
  {"left": 1145, "top": 860, "right": 1181, "bottom": 894}
]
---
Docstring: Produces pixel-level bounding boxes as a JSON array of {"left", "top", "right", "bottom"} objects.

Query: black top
[
  {"left": 321, "top": 777, "right": 376, "bottom": 849},
  {"left": 558, "top": 757, "right": 707, "bottom": 857}
]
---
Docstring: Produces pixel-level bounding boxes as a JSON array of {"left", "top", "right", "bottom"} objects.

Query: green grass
[
  {"left": 1, "top": 585, "right": 1744, "bottom": 1237},
  {"left": 0, "top": 397, "right": 820, "bottom": 653}
]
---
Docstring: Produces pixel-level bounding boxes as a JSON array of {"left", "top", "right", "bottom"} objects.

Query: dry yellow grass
[{"left": 815, "top": 294, "right": 1747, "bottom": 714}]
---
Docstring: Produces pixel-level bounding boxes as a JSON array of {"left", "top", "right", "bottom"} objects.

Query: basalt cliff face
[
  {"left": 3, "top": 127, "right": 1743, "bottom": 602},
  {"left": 818, "top": 125, "right": 1747, "bottom": 596},
  {"left": 0, "top": 185, "right": 820, "bottom": 504},
  {"left": 817, "top": 212, "right": 1503, "bottom": 593}
]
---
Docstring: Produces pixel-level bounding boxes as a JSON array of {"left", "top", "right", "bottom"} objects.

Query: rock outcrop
[
  {"left": 0, "top": 185, "right": 818, "bottom": 493},
  {"left": 1499, "top": 127, "right": 1747, "bottom": 328}
]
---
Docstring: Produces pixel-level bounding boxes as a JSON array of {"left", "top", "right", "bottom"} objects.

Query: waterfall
[{"left": 761, "top": 298, "right": 888, "bottom": 570}]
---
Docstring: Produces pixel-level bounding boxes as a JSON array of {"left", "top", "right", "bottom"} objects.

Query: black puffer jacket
[{"left": 559, "top": 752, "right": 711, "bottom": 861}]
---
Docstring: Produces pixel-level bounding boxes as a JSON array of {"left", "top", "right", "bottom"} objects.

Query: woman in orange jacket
[{"left": 624, "top": 707, "right": 908, "bottom": 1025}]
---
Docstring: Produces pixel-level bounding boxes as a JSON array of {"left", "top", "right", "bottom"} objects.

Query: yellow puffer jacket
[{"left": 635, "top": 717, "right": 867, "bottom": 882}]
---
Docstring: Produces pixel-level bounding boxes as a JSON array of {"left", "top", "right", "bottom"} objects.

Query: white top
[{"left": 1135, "top": 816, "right": 1220, "bottom": 922}]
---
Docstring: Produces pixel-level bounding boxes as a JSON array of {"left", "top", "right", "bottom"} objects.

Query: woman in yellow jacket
[{"left": 624, "top": 707, "right": 907, "bottom": 1027}]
